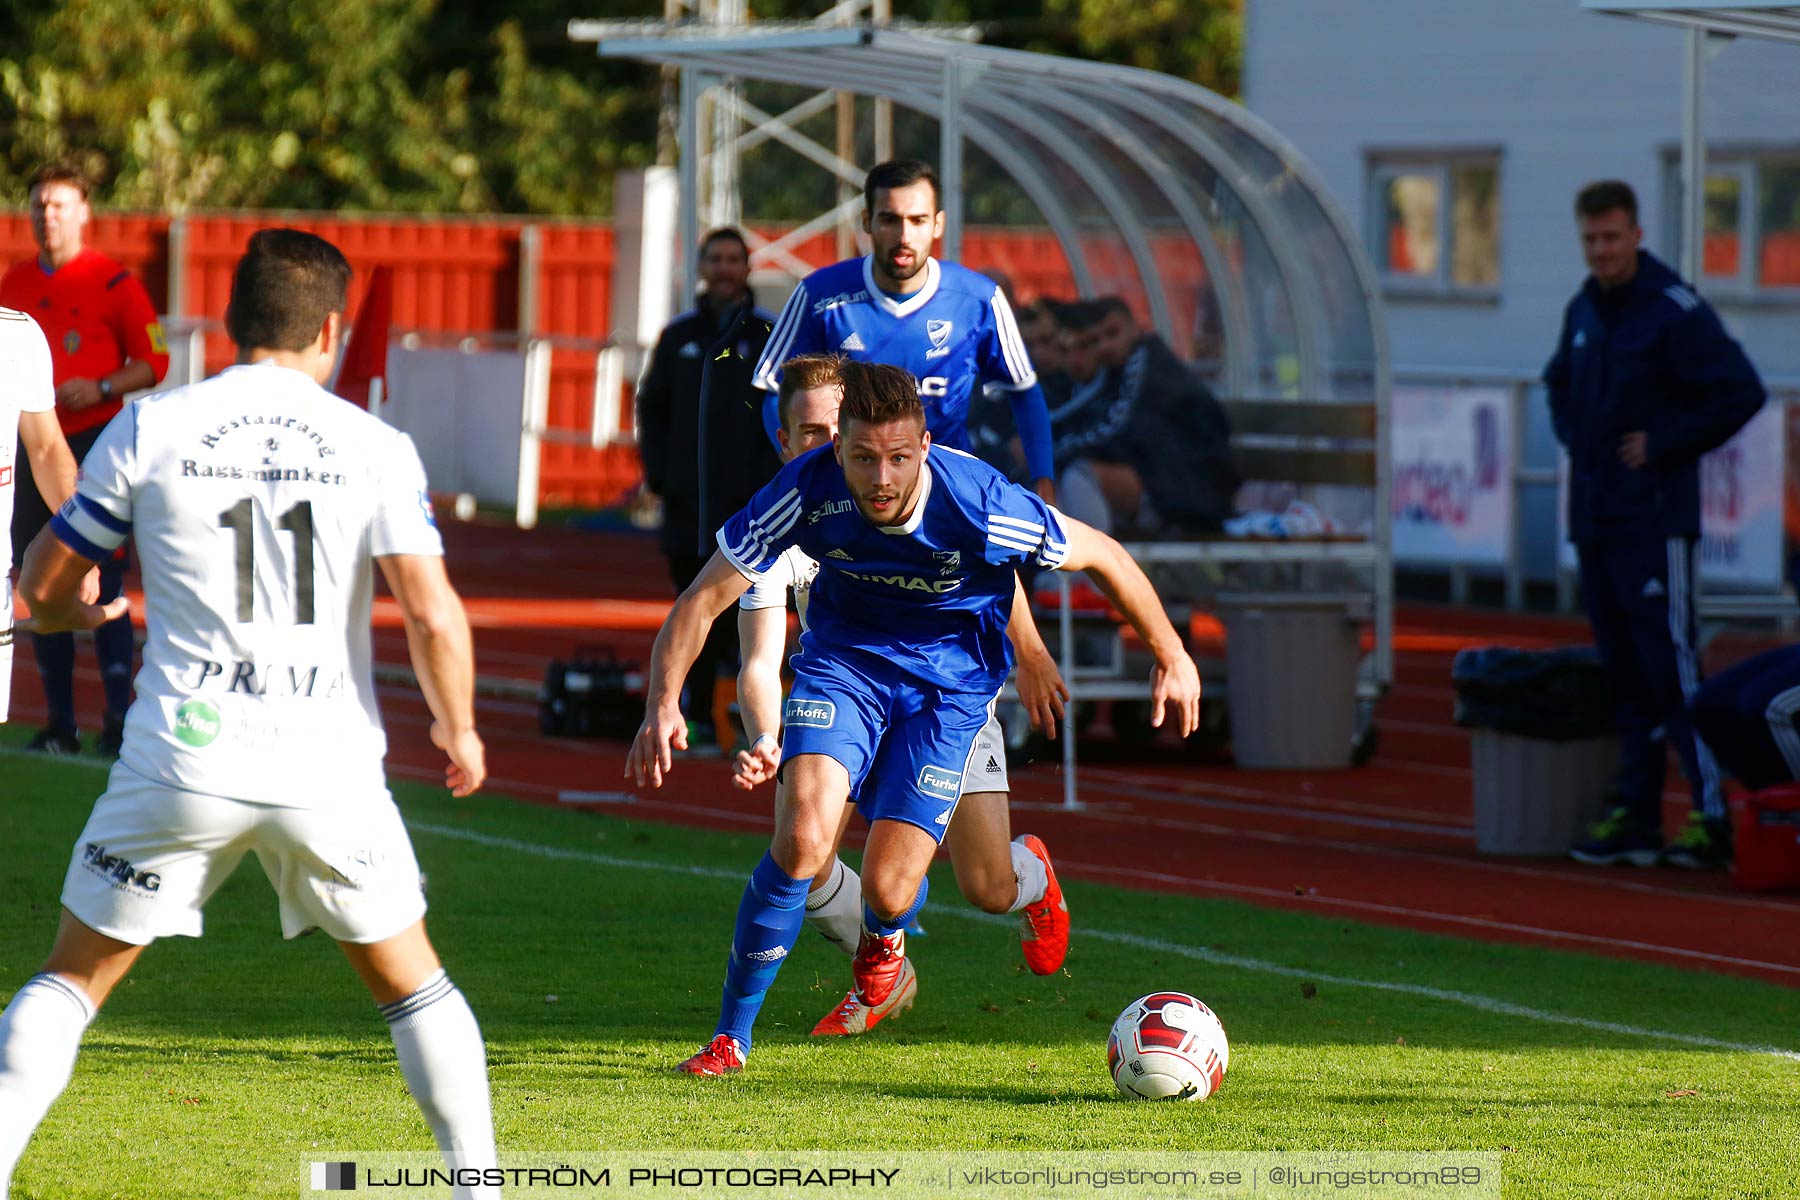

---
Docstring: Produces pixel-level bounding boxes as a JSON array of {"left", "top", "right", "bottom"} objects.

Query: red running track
[{"left": 11, "top": 518, "right": 1800, "bottom": 986}]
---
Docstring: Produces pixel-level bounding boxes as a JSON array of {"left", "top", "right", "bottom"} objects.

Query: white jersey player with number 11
[{"left": 2, "top": 230, "right": 502, "bottom": 1200}]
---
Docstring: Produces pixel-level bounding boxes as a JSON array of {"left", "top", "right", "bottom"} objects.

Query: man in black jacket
[
  {"left": 1546, "top": 180, "right": 1765, "bottom": 869},
  {"left": 1053, "top": 297, "right": 1239, "bottom": 535},
  {"left": 636, "top": 228, "right": 782, "bottom": 749}
]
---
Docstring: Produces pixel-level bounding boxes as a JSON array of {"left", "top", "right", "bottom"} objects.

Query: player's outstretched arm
[
  {"left": 1053, "top": 517, "right": 1201, "bottom": 737},
  {"left": 379, "top": 553, "right": 485, "bottom": 798},
  {"left": 733, "top": 604, "right": 787, "bottom": 790},
  {"left": 18, "top": 527, "right": 129, "bottom": 635},
  {"left": 627, "top": 549, "right": 754, "bottom": 788},
  {"left": 1005, "top": 572, "right": 1067, "bottom": 737},
  {"left": 19, "top": 409, "right": 78, "bottom": 512}
]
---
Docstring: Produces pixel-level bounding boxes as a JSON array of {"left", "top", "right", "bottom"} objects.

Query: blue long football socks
[
  {"left": 94, "top": 614, "right": 135, "bottom": 718},
  {"left": 30, "top": 632, "right": 77, "bottom": 734},
  {"left": 864, "top": 875, "right": 929, "bottom": 938},
  {"left": 715, "top": 852, "right": 812, "bottom": 1054}
]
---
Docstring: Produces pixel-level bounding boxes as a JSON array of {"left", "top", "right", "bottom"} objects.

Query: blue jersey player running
[
  {"left": 625, "top": 360, "right": 1202, "bottom": 1076},
  {"left": 752, "top": 159, "right": 1056, "bottom": 502}
]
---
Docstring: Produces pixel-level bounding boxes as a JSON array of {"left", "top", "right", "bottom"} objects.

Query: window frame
[
  {"left": 1664, "top": 147, "right": 1800, "bottom": 304},
  {"left": 1364, "top": 147, "right": 1503, "bottom": 303}
]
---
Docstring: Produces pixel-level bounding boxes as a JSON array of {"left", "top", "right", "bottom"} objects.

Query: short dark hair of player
[
  {"left": 1093, "top": 295, "right": 1134, "bottom": 323},
  {"left": 700, "top": 226, "right": 749, "bottom": 257},
  {"left": 226, "top": 228, "right": 353, "bottom": 352},
  {"left": 1060, "top": 299, "right": 1108, "bottom": 332},
  {"left": 838, "top": 360, "right": 925, "bottom": 433},
  {"left": 777, "top": 353, "right": 847, "bottom": 431},
  {"left": 1576, "top": 180, "right": 1638, "bottom": 225},
  {"left": 27, "top": 162, "right": 89, "bottom": 199},
  {"left": 863, "top": 159, "right": 939, "bottom": 215}
]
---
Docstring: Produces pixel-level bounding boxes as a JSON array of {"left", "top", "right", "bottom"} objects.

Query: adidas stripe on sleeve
[
  {"left": 751, "top": 282, "right": 818, "bottom": 394},
  {"left": 981, "top": 287, "right": 1038, "bottom": 392},
  {"left": 980, "top": 481, "right": 1069, "bottom": 570},
  {"left": 717, "top": 461, "right": 809, "bottom": 579}
]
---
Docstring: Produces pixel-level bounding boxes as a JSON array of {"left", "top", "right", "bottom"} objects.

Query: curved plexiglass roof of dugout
[{"left": 584, "top": 25, "right": 1387, "bottom": 412}]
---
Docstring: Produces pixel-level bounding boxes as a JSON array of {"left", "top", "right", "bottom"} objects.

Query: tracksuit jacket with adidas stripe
[
  {"left": 1542, "top": 249, "right": 1765, "bottom": 833},
  {"left": 1544, "top": 250, "right": 1764, "bottom": 544}
]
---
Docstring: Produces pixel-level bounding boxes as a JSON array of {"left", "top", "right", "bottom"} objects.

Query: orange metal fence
[{"left": 0, "top": 210, "right": 1170, "bottom": 508}]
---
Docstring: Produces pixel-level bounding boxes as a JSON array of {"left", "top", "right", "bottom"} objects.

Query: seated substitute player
[
  {"left": 625, "top": 360, "right": 1202, "bottom": 1076},
  {"left": 3, "top": 306, "right": 87, "bottom": 725},
  {"left": 753, "top": 158, "right": 1057, "bottom": 504},
  {"left": 734, "top": 353, "right": 1072, "bottom": 1038},
  {"left": 1690, "top": 645, "right": 1800, "bottom": 797},
  {"left": 0, "top": 230, "right": 502, "bottom": 1199}
]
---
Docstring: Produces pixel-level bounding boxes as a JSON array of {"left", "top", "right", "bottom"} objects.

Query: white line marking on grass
[{"left": 409, "top": 821, "right": 1800, "bottom": 1063}]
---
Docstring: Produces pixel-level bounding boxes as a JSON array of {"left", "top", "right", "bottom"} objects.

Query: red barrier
[{"left": 0, "top": 209, "right": 1184, "bottom": 509}]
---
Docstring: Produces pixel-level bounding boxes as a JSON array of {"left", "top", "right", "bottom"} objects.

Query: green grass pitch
[{"left": 2, "top": 732, "right": 1796, "bottom": 1199}]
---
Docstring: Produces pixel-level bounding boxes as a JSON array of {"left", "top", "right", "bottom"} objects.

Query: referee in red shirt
[{"left": 3, "top": 163, "right": 168, "bottom": 755}]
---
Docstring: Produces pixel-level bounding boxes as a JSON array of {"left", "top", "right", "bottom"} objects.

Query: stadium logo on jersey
[
  {"left": 841, "top": 569, "right": 965, "bottom": 594},
  {"left": 82, "top": 843, "right": 161, "bottom": 894},
  {"left": 785, "top": 698, "right": 836, "bottom": 729},
  {"left": 840, "top": 332, "right": 867, "bottom": 352},
  {"left": 812, "top": 290, "right": 869, "bottom": 315},
  {"left": 916, "top": 765, "right": 963, "bottom": 801},
  {"left": 925, "top": 319, "right": 954, "bottom": 359},
  {"left": 932, "top": 549, "right": 961, "bottom": 575},
  {"left": 174, "top": 698, "right": 222, "bottom": 748},
  {"left": 806, "top": 499, "right": 854, "bottom": 524}
]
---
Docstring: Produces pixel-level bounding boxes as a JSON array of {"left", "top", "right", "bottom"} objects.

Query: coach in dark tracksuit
[
  {"left": 636, "top": 228, "right": 782, "bottom": 749},
  {"left": 1545, "top": 181, "right": 1765, "bottom": 869}
]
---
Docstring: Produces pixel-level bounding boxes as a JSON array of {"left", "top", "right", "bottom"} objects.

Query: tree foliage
[{"left": 0, "top": 0, "right": 1238, "bottom": 216}]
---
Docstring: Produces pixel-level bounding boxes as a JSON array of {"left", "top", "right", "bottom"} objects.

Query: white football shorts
[
  {"left": 60, "top": 763, "right": 427, "bottom": 946},
  {"left": 964, "top": 711, "right": 1009, "bottom": 795}
]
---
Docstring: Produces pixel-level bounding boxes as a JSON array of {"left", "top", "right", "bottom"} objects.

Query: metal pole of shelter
[
  {"left": 1680, "top": 26, "right": 1706, "bottom": 285},
  {"left": 939, "top": 57, "right": 964, "bottom": 260},
  {"left": 678, "top": 66, "right": 703, "bottom": 309}
]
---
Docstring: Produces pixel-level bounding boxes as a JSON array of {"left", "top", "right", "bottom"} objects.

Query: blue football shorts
[{"left": 781, "top": 646, "right": 998, "bottom": 842}]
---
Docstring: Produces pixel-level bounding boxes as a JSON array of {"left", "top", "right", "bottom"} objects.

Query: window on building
[
  {"left": 1670, "top": 154, "right": 1800, "bottom": 295},
  {"left": 1368, "top": 153, "right": 1500, "bottom": 298}
]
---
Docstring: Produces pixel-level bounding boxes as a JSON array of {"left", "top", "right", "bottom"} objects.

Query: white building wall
[{"left": 1244, "top": 0, "right": 1800, "bottom": 378}]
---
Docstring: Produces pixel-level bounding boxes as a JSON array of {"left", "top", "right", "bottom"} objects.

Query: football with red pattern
[{"left": 1106, "top": 991, "right": 1230, "bottom": 1101}]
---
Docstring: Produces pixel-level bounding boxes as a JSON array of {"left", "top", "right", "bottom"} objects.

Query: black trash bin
[{"left": 1452, "top": 647, "right": 1618, "bottom": 856}]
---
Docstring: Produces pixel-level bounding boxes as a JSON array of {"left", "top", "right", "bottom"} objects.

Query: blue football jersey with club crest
[
  {"left": 716, "top": 442, "right": 1068, "bottom": 695},
  {"left": 752, "top": 256, "right": 1044, "bottom": 466}
]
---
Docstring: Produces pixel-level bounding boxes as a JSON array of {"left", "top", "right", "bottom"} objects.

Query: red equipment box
[{"left": 1731, "top": 785, "right": 1800, "bottom": 892}]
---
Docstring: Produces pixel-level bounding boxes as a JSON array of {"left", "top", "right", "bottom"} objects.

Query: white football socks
[
  {"left": 804, "top": 858, "right": 865, "bottom": 957},
  {"left": 0, "top": 973, "right": 96, "bottom": 1195},
  {"left": 1009, "top": 838, "right": 1050, "bottom": 913},
  {"left": 380, "top": 970, "right": 501, "bottom": 1200}
]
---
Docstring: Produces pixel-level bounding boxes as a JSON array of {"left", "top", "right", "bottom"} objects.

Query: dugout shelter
[{"left": 575, "top": 20, "right": 1396, "bottom": 779}]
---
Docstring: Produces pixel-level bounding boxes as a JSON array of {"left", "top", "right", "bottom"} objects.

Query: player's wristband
[{"left": 752, "top": 733, "right": 779, "bottom": 752}]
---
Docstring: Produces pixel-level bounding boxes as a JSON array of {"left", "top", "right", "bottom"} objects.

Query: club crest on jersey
[
  {"left": 925, "top": 319, "right": 953, "bottom": 359},
  {"left": 785, "top": 698, "right": 836, "bottom": 729},
  {"left": 63, "top": 330, "right": 81, "bottom": 355},
  {"left": 418, "top": 490, "right": 437, "bottom": 527},
  {"left": 932, "top": 549, "right": 961, "bottom": 575},
  {"left": 916, "top": 765, "right": 962, "bottom": 801}
]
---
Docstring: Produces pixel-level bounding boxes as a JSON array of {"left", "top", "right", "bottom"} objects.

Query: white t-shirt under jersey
[
  {"left": 0, "top": 307, "right": 55, "bottom": 723},
  {"left": 50, "top": 360, "right": 444, "bottom": 806},
  {"left": 739, "top": 544, "right": 819, "bottom": 626}
]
